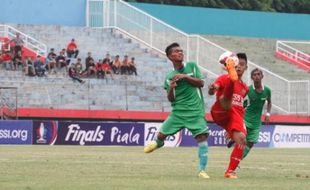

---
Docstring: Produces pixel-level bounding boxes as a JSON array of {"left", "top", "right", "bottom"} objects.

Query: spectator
[
  {"left": 120, "top": 55, "right": 130, "bottom": 75},
  {"left": 128, "top": 57, "right": 138, "bottom": 76},
  {"left": 66, "top": 38, "right": 79, "bottom": 58},
  {"left": 25, "top": 57, "right": 35, "bottom": 76},
  {"left": 56, "top": 50, "right": 67, "bottom": 69},
  {"left": 10, "top": 32, "right": 24, "bottom": 55},
  {"left": 102, "top": 58, "right": 114, "bottom": 79},
  {"left": 96, "top": 59, "right": 105, "bottom": 79},
  {"left": 111, "top": 55, "right": 121, "bottom": 74},
  {"left": 104, "top": 52, "right": 112, "bottom": 66},
  {"left": 84, "top": 53, "right": 96, "bottom": 77},
  {"left": 68, "top": 64, "right": 85, "bottom": 83},
  {"left": 75, "top": 58, "right": 83, "bottom": 76},
  {"left": 33, "top": 55, "right": 46, "bottom": 77},
  {"left": 13, "top": 50, "right": 23, "bottom": 70},
  {"left": 1, "top": 50, "right": 13, "bottom": 70},
  {"left": 47, "top": 48, "right": 57, "bottom": 73}
]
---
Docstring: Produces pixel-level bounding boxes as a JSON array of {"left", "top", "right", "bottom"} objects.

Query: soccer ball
[{"left": 218, "top": 51, "right": 239, "bottom": 67}]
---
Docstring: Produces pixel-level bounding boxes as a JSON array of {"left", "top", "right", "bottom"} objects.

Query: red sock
[
  {"left": 226, "top": 144, "right": 244, "bottom": 173},
  {"left": 223, "top": 78, "right": 235, "bottom": 100}
]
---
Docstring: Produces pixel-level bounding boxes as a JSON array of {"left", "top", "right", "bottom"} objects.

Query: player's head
[
  {"left": 236, "top": 53, "right": 248, "bottom": 77},
  {"left": 165, "top": 42, "right": 184, "bottom": 63},
  {"left": 251, "top": 68, "right": 264, "bottom": 82}
]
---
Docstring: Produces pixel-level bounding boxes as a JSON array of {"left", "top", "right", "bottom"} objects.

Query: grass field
[{"left": 0, "top": 146, "right": 309, "bottom": 190}]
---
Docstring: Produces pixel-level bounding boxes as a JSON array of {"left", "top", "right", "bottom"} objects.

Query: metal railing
[
  {"left": 86, "top": 0, "right": 310, "bottom": 115},
  {"left": 276, "top": 40, "right": 310, "bottom": 70},
  {"left": 0, "top": 24, "right": 47, "bottom": 56}
]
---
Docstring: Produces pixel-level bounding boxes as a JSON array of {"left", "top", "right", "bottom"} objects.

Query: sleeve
[
  {"left": 192, "top": 62, "right": 204, "bottom": 79},
  {"left": 163, "top": 76, "right": 170, "bottom": 91}
]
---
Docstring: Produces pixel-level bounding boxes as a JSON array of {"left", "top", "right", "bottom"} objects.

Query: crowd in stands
[{"left": 0, "top": 33, "right": 138, "bottom": 84}]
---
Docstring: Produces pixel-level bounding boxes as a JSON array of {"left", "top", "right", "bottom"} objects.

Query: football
[{"left": 218, "top": 51, "right": 239, "bottom": 66}]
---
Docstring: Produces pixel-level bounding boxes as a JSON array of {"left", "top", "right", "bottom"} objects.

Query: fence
[
  {"left": 0, "top": 25, "right": 47, "bottom": 56},
  {"left": 276, "top": 40, "right": 310, "bottom": 71},
  {"left": 86, "top": 0, "right": 309, "bottom": 115}
]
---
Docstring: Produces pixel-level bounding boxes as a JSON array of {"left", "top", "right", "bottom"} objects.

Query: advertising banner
[
  {"left": 0, "top": 120, "right": 32, "bottom": 144},
  {"left": 56, "top": 121, "right": 144, "bottom": 146},
  {"left": 33, "top": 121, "right": 58, "bottom": 145},
  {"left": 144, "top": 122, "right": 278, "bottom": 147},
  {"left": 271, "top": 125, "right": 310, "bottom": 148}
]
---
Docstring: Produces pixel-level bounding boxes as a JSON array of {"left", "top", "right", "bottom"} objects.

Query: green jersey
[
  {"left": 244, "top": 85, "right": 271, "bottom": 129},
  {"left": 163, "top": 62, "right": 205, "bottom": 118}
]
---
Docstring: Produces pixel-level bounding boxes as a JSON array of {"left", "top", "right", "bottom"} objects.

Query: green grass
[{"left": 0, "top": 146, "right": 309, "bottom": 190}]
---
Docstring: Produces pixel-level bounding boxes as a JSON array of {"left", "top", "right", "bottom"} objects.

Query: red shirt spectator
[{"left": 66, "top": 38, "right": 79, "bottom": 58}]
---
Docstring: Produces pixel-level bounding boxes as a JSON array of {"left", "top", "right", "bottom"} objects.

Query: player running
[
  {"left": 144, "top": 43, "right": 210, "bottom": 179},
  {"left": 208, "top": 52, "right": 248, "bottom": 179}
]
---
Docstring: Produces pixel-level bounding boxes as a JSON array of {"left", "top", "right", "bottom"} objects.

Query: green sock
[
  {"left": 156, "top": 139, "right": 164, "bottom": 148},
  {"left": 198, "top": 141, "right": 208, "bottom": 171},
  {"left": 242, "top": 145, "right": 251, "bottom": 160}
]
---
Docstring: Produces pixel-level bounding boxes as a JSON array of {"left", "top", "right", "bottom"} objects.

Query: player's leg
[
  {"left": 219, "top": 59, "right": 238, "bottom": 110},
  {"left": 188, "top": 117, "right": 210, "bottom": 179},
  {"left": 243, "top": 141, "right": 254, "bottom": 159},
  {"left": 242, "top": 127, "right": 259, "bottom": 159},
  {"left": 144, "top": 115, "right": 181, "bottom": 153},
  {"left": 225, "top": 117, "right": 247, "bottom": 179}
]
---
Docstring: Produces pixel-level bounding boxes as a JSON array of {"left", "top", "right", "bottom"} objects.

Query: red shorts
[{"left": 211, "top": 102, "right": 246, "bottom": 138}]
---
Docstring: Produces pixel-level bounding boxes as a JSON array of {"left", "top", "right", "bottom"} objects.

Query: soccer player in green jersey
[
  {"left": 242, "top": 68, "right": 272, "bottom": 159},
  {"left": 227, "top": 68, "right": 272, "bottom": 159},
  {"left": 144, "top": 43, "right": 210, "bottom": 179}
]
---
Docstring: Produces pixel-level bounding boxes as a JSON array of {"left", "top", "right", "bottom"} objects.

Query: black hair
[
  {"left": 237, "top": 53, "right": 247, "bottom": 63},
  {"left": 251, "top": 68, "right": 263, "bottom": 77},
  {"left": 165, "top": 42, "right": 180, "bottom": 56}
]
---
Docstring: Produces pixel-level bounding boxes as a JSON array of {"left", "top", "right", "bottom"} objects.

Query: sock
[
  {"left": 242, "top": 145, "right": 251, "bottom": 160},
  {"left": 198, "top": 141, "right": 209, "bottom": 171},
  {"left": 223, "top": 78, "right": 235, "bottom": 100},
  {"left": 156, "top": 139, "right": 164, "bottom": 148},
  {"left": 226, "top": 144, "right": 244, "bottom": 173}
]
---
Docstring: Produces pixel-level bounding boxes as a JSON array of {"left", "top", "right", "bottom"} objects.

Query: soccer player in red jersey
[{"left": 208, "top": 53, "right": 248, "bottom": 179}]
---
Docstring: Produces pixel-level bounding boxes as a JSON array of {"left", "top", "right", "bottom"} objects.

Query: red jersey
[
  {"left": 211, "top": 74, "right": 249, "bottom": 136},
  {"left": 67, "top": 42, "right": 77, "bottom": 50},
  {"left": 214, "top": 74, "right": 248, "bottom": 113}
]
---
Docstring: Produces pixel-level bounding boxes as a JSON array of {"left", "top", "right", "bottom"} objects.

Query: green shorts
[
  {"left": 246, "top": 127, "right": 260, "bottom": 143},
  {"left": 160, "top": 114, "right": 209, "bottom": 137}
]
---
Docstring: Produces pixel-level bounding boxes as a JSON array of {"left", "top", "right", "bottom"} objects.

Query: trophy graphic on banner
[{"left": 36, "top": 122, "right": 47, "bottom": 143}]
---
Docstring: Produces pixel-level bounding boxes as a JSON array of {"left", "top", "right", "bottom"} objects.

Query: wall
[
  {"left": 0, "top": 0, "right": 309, "bottom": 39},
  {"left": 131, "top": 3, "right": 310, "bottom": 40},
  {"left": 0, "top": 0, "right": 85, "bottom": 26}
]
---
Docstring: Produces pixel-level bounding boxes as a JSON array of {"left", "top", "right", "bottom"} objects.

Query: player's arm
[
  {"left": 208, "top": 83, "right": 219, "bottom": 95},
  {"left": 265, "top": 96, "right": 272, "bottom": 122},
  {"left": 167, "top": 80, "right": 177, "bottom": 102},
  {"left": 172, "top": 74, "right": 204, "bottom": 88}
]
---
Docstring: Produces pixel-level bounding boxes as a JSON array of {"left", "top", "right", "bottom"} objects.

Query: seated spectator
[
  {"left": 13, "top": 50, "right": 23, "bottom": 70},
  {"left": 1, "top": 38, "right": 11, "bottom": 52},
  {"left": 96, "top": 59, "right": 105, "bottom": 79},
  {"left": 120, "top": 55, "right": 130, "bottom": 75},
  {"left": 33, "top": 55, "right": 46, "bottom": 77},
  {"left": 66, "top": 38, "right": 79, "bottom": 58},
  {"left": 47, "top": 48, "right": 57, "bottom": 73},
  {"left": 128, "top": 57, "right": 138, "bottom": 76},
  {"left": 10, "top": 32, "right": 24, "bottom": 55},
  {"left": 111, "top": 55, "right": 121, "bottom": 74},
  {"left": 24, "top": 57, "right": 36, "bottom": 76},
  {"left": 102, "top": 58, "right": 114, "bottom": 79},
  {"left": 68, "top": 64, "right": 85, "bottom": 84},
  {"left": 1, "top": 50, "right": 13, "bottom": 70},
  {"left": 56, "top": 50, "right": 67, "bottom": 69},
  {"left": 75, "top": 58, "right": 84, "bottom": 76},
  {"left": 104, "top": 52, "right": 112, "bottom": 66},
  {"left": 84, "top": 53, "right": 96, "bottom": 77}
]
